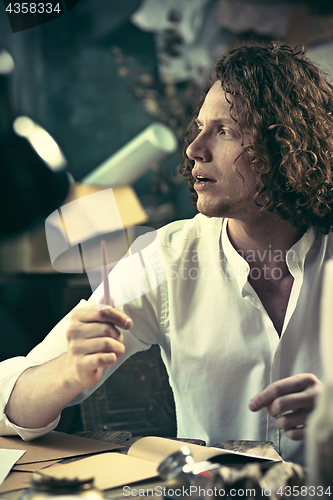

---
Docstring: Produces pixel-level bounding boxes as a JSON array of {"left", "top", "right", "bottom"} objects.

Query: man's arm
[
  {"left": 5, "top": 306, "right": 133, "bottom": 430},
  {"left": 249, "top": 373, "right": 323, "bottom": 440}
]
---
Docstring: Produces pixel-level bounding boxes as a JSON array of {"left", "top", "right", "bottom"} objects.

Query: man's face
[{"left": 186, "top": 81, "right": 258, "bottom": 220}]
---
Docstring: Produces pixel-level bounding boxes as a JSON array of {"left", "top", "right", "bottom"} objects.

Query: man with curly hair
[{"left": 1, "top": 42, "right": 332, "bottom": 466}]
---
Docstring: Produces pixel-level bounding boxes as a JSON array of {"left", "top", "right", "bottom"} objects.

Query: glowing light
[
  {"left": 13, "top": 116, "right": 66, "bottom": 171},
  {"left": 0, "top": 50, "right": 14, "bottom": 74},
  {"left": 13, "top": 116, "right": 34, "bottom": 137}
]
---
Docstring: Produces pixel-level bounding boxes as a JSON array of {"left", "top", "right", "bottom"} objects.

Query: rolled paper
[
  {"left": 320, "top": 260, "right": 333, "bottom": 383},
  {"left": 82, "top": 122, "right": 177, "bottom": 186}
]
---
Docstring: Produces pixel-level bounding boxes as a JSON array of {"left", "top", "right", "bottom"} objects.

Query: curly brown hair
[{"left": 179, "top": 41, "right": 333, "bottom": 233}]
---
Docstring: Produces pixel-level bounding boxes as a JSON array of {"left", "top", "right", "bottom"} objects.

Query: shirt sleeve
[
  {"left": 0, "top": 236, "right": 166, "bottom": 439},
  {"left": 0, "top": 357, "right": 60, "bottom": 439},
  {"left": 0, "top": 303, "right": 77, "bottom": 439},
  {"left": 1, "top": 413, "right": 61, "bottom": 441}
]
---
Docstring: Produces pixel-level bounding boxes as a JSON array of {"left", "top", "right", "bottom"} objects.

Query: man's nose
[{"left": 186, "top": 133, "right": 211, "bottom": 163}]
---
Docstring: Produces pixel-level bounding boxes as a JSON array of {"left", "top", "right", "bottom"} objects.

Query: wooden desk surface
[{"left": 4, "top": 431, "right": 307, "bottom": 500}]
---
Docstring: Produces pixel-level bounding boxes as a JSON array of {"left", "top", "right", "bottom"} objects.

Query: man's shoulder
[{"left": 157, "top": 213, "right": 223, "bottom": 248}]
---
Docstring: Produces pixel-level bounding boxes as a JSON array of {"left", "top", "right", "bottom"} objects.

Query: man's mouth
[{"left": 195, "top": 175, "right": 216, "bottom": 183}]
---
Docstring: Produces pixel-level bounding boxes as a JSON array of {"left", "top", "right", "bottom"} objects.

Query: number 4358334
[
  {"left": 276, "top": 485, "right": 331, "bottom": 497},
  {"left": 6, "top": 3, "right": 61, "bottom": 14}
]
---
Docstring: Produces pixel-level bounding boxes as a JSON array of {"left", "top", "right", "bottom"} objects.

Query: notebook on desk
[{"left": 43, "top": 436, "right": 282, "bottom": 490}]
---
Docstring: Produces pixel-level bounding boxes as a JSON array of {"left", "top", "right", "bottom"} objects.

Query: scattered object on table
[
  {"left": 19, "top": 472, "right": 103, "bottom": 500},
  {"left": 0, "top": 448, "right": 25, "bottom": 487}
]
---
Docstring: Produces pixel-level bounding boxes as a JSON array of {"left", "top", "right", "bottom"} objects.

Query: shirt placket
[
  {"left": 222, "top": 220, "right": 314, "bottom": 457},
  {"left": 267, "top": 250, "right": 306, "bottom": 453}
]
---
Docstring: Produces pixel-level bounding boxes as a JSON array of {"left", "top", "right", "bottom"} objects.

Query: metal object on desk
[
  {"left": 19, "top": 472, "right": 104, "bottom": 500},
  {"left": 157, "top": 446, "right": 222, "bottom": 498},
  {"left": 158, "top": 446, "right": 195, "bottom": 481},
  {"left": 157, "top": 447, "right": 268, "bottom": 499}
]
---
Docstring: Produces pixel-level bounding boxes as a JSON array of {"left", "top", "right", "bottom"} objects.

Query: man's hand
[
  {"left": 5, "top": 305, "right": 133, "bottom": 430},
  {"left": 65, "top": 306, "right": 133, "bottom": 389},
  {"left": 249, "top": 374, "right": 323, "bottom": 440}
]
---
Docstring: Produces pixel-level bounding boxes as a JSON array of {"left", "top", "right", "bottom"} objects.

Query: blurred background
[{"left": 0, "top": 0, "right": 333, "bottom": 432}]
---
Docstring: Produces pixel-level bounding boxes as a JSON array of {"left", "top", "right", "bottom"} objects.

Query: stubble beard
[{"left": 196, "top": 195, "right": 246, "bottom": 219}]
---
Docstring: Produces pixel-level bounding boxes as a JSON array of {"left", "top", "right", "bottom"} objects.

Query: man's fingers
[
  {"left": 73, "top": 352, "right": 119, "bottom": 386},
  {"left": 273, "top": 408, "right": 306, "bottom": 439},
  {"left": 284, "top": 427, "right": 305, "bottom": 441},
  {"left": 248, "top": 373, "right": 322, "bottom": 443},
  {"left": 273, "top": 408, "right": 308, "bottom": 431},
  {"left": 70, "top": 306, "right": 133, "bottom": 330},
  {"left": 67, "top": 322, "right": 123, "bottom": 343},
  {"left": 64, "top": 305, "right": 131, "bottom": 389},
  {"left": 70, "top": 337, "right": 125, "bottom": 358},
  {"left": 78, "top": 352, "right": 118, "bottom": 371},
  {"left": 266, "top": 388, "right": 317, "bottom": 418},
  {"left": 249, "top": 373, "right": 319, "bottom": 411}
]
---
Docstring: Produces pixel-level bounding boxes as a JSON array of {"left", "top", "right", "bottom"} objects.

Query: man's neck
[
  {"left": 226, "top": 214, "right": 304, "bottom": 335},
  {"left": 227, "top": 215, "right": 303, "bottom": 277}
]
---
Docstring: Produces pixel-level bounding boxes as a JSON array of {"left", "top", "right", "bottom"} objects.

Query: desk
[{"left": 4, "top": 431, "right": 307, "bottom": 500}]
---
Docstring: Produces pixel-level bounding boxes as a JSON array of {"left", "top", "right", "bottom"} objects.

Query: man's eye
[{"left": 218, "top": 126, "right": 230, "bottom": 136}]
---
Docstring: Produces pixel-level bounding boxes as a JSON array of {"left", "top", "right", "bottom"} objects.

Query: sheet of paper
[
  {"left": 0, "top": 471, "right": 31, "bottom": 494},
  {"left": 43, "top": 452, "right": 158, "bottom": 490},
  {"left": 12, "top": 459, "right": 61, "bottom": 472},
  {"left": 0, "top": 449, "right": 25, "bottom": 486},
  {"left": 0, "top": 431, "right": 122, "bottom": 464}
]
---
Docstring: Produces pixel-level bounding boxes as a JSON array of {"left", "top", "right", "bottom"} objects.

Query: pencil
[{"left": 101, "top": 240, "right": 114, "bottom": 307}]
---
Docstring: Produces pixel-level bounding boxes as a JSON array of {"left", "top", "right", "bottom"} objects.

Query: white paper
[
  {"left": 320, "top": 260, "right": 333, "bottom": 383},
  {"left": 45, "top": 188, "right": 128, "bottom": 273},
  {"left": 0, "top": 449, "right": 25, "bottom": 486},
  {"left": 83, "top": 123, "right": 177, "bottom": 186},
  {"left": 60, "top": 188, "right": 124, "bottom": 246}
]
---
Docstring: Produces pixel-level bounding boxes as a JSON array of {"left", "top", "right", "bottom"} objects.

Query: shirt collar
[
  {"left": 221, "top": 218, "right": 250, "bottom": 291},
  {"left": 286, "top": 226, "right": 316, "bottom": 271},
  {"left": 221, "top": 218, "right": 317, "bottom": 290}
]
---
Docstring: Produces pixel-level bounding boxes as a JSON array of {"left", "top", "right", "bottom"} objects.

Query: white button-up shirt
[{"left": 0, "top": 214, "right": 330, "bottom": 465}]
